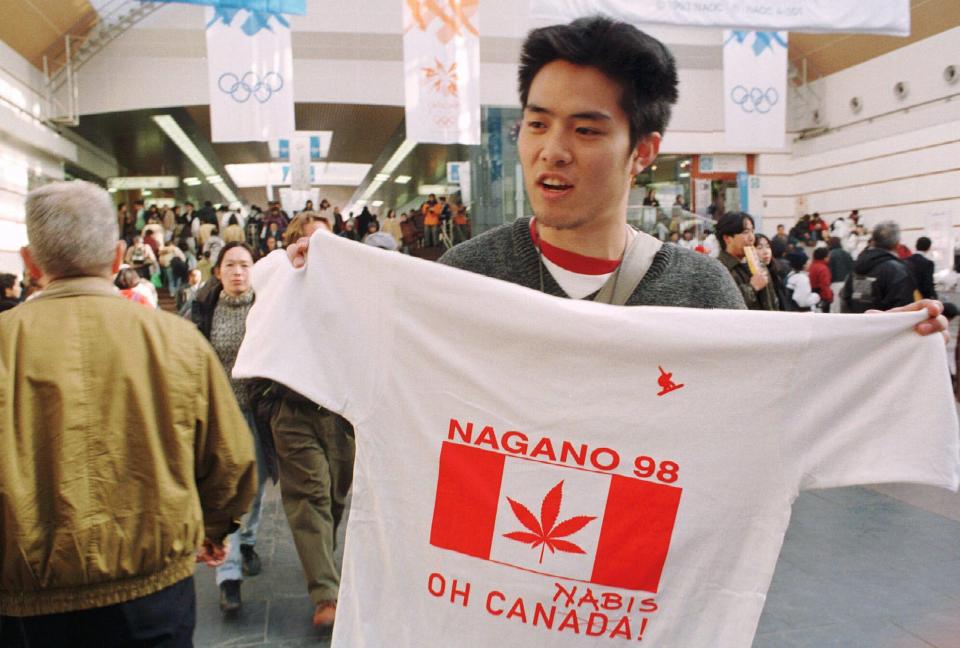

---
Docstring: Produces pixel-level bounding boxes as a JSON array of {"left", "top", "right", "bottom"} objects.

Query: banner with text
[
  {"left": 403, "top": 0, "right": 481, "bottom": 145},
  {"left": 723, "top": 31, "right": 787, "bottom": 150},
  {"left": 205, "top": 7, "right": 296, "bottom": 142},
  {"left": 288, "top": 135, "right": 312, "bottom": 190},
  {"left": 528, "top": 0, "right": 908, "bottom": 36}
]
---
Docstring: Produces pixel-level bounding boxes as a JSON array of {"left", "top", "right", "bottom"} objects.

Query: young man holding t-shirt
[
  {"left": 288, "top": 16, "right": 943, "bottom": 334},
  {"left": 265, "top": 17, "right": 951, "bottom": 648}
]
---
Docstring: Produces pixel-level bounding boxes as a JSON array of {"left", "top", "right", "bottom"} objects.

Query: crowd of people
[
  {"left": 709, "top": 210, "right": 950, "bottom": 316},
  {"left": 71, "top": 192, "right": 470, "bottom": 316},
  {"left": 634, "top": 200, "right": 949, "bottom": 319}
]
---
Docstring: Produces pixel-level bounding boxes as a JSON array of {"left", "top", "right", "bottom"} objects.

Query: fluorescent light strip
[
  {"left": 394, "top": 175, "right": 411, "bottom": 184},
  {"left": 355, "top": 139, "right": 416, "bottom": 204},
  {"left": 183, "top": 177, "right": 202, "bottom": 186},
  {"left": 152, "top": 114, "right": 238, "bottom": 205},
  {"left": 381, "top": 139, "right": 416, "bottom": 174},
  {"left": 151, "top": 115, "right": 216, "bottom": 176},
  {"left": 212, "top": 181, "right": 239, "bottom": 205}
]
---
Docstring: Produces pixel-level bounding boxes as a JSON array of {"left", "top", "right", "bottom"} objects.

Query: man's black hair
[
  {"left": 518, "top": 15, "right": 679, "bottom": 148},
  {"left": 214, "top": 241, "right": 254, "bottom": 270},
  {"left": 715, "top": 212, "right": 755, "bottom": 251},
  {"left": 813, "top": 247, "right": 829, "bottom": 261},
  {"left": 916, "top": 236, "right": 932, "bottom": 252},
  {"left": 0, "top": 273, "right": 18, "bottom": 294}
]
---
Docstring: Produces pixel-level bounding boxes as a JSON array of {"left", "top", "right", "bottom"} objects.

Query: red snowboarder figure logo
[{"left": 657, "top": 366, "right": 684, "bottom": 396}]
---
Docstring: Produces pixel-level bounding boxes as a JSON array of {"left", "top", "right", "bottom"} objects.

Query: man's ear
[
  {"left": 630, "top": 132, "right": 662, "bottom": 177},
  {"left": 20, "top": 247, "right": 43, "bottom": 281}
]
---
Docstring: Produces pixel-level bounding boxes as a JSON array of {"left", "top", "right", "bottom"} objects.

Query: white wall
[
  {"left": 0, "top": 41, "right": 77, "bottom": 274},
  {"left": 67, "top": 0, "right": 735, "bottom": 149},
  {"left": 754, "top": 27, "right": 960, "bottom": 239}
]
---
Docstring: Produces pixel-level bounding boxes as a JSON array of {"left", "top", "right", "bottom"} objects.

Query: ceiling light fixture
[
  {"left": 381, "top": 139, "right": 417, "bottom": 174},
  {"left": 394, "top": 175, "right": 412, "bottom": 184},
  {"left": 183, "top": 177, "right": 202, "bottom": 186},
  {"left": 417, "top": 184, "right": 448, "bottom": 195},
  {"left": 372, "top": 200, "right": 384, "bottom": 207},
  {"left": 355, "top": 139, "right": 418, "bottom": 204},
  {"left": 151, "top": 115, "right": 216, "bottom": 176},
  {"left": 151, "top": 114, "right": 238, "bottom": 204}
]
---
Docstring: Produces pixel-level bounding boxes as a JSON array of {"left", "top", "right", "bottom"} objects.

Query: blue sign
[
  {"left": 737, "top": 171, "right": 749, "bottom": 214},
  {"left": 278, "top": 139, "right": 289, "bottom": 160},
  {"left": 310, "top": 136, "right": 321, "bottom": 160}
]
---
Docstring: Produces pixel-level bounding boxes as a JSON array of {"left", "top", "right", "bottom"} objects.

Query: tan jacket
[{"left": 0, "top": 277, "right": 257, "bottom": 616}]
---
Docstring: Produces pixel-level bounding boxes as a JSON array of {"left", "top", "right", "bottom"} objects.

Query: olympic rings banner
[
  {"left": 528, "top": 0, "right": 908, "bottom": 36},
  {"left": 205, "top": 6, "right": 296, "bottom": 142},
  {"left": 723, "top": 30, "right": 787, "bottom": 150},
  {"left": 403, "top": 0, "right": 481, "bottom": 146}
]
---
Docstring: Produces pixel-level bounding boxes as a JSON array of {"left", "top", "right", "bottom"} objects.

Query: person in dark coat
[
  {"left": 906, "top": 236, "right": 937, "bottom": 300},
  {"left": 0, "top": 273, "right": 21, "bottom": 312},
  {"left": 842, "top": 221, "right": 917, "bottom": 312}
]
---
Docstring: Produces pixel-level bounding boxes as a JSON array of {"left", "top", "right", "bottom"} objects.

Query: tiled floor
[{"left": 194, "top": 479, "right": 960, "bottom": 648}]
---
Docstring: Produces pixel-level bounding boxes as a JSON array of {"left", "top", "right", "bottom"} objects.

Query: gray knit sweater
[
  {"left": 438, "top": 218, "right": 746, "bottom": 309},
  {"left": 210, "top": 290, "right": 255, "bottom": 409}
]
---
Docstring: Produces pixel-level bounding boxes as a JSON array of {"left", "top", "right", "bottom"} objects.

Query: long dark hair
[{"left": 214, "top": 241, "right": 255, "bottom": 270}]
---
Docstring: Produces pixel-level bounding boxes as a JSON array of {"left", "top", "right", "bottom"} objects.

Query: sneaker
[
  {"left": 240, "top": 544, "right": 261, "bottom": 576},
  {"left": 219, "top": 579, "right": 242, "bottom": 613},
  {"left": 312, "top": 600, "right": 336, "bottom": 628}
]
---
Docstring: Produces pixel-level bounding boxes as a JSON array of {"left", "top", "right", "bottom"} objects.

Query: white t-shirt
[{"left": 235, "top": 233, "right": 959, "bottom": 648}]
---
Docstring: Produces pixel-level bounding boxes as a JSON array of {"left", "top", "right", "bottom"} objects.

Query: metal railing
[{"left": 42, "top": 0, "right": 163, "bottom": 125}]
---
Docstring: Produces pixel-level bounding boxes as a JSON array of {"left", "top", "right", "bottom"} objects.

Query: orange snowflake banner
[{"left": 403, "top": 0, "right": 480, "bottom": 144}]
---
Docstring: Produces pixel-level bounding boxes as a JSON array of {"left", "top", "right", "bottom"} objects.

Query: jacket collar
[
  {"left": 717, "top": 250, "right": 743, "bottom": 270},
  {"left": 31, "top": 276, "right": 118, "bottom": 303}
]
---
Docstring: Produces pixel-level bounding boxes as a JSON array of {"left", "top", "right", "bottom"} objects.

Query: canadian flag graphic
[{"left": 430, "top": 442, "right": 682, "bottom": 592}]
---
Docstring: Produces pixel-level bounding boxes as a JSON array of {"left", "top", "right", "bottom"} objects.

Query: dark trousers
[
  {"left": 0, "top": 576, "right": 195, "bottom": 648},
  {"left": 272, "top": 398, "right": 355, "bottom": 604}
]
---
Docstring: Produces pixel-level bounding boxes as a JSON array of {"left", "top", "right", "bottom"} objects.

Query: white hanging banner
[
  {"left": 205, "top": 8, "right": 296, "bottom": 142},
  {"left": 723, "top": 31, "right": 787, "bottom": 150},
  {"left": 528, "top": 0, "right": 909, "bottom": 36},
  {"left": 403, "top": 0, "right": 481, "bottom": 145},
  {"left": 288, "top": 135, "right": 311, "bottom": 191}
]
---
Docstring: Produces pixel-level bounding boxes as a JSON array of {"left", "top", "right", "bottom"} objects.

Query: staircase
[
  {"left": 41, "top": 0, "right": 163, "bottom": 124},
  {"left": 157, "top": 292, "right": 178, "bottom": 314}
]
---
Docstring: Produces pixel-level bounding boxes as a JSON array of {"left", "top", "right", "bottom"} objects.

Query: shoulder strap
[{"left": 593, "top": 230, "right": 663, "bottom": 306}]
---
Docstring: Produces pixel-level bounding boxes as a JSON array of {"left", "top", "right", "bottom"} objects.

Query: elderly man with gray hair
[
  {"left": 0, "top": 180, "right": 257, "bottom": 646},
  {"left": 842, "top": 220, "right": 918, "bottom": 313}
]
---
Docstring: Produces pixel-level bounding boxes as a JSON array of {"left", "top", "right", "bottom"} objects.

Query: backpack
[{"left": 843, "top": 272, "right": 879, "bottom": 313}]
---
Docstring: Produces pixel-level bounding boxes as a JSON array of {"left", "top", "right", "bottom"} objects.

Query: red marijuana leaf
[{"left": 503, "top": 481, "right": 596, "bottom": 564}]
